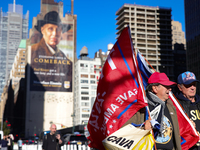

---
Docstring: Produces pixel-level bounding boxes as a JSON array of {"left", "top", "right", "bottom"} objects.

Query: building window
[
  {"left": 91, "top": 85, "right": 97, "bottom": 90},
  {"left": 91, "top": 91, "right": 96, "bottom": 95},
  {"left": 81, "top": 102, "right": 89, "bottom": 106},
  {"left": 90, "top": 80, "right": 96, "bottom": 84},
  {"left": 81, "top": 80, "right": 88, "bottom": 83},
  {"left": 90, "top": 75, "right": 95, "bottom": 78},
  {"left": 82, "top": 114, "right": 90, "bottom": 118},
  {"left": 81, "top": 74, "right": 88, "bottom": 78},
  {"left": 81, "top": 86, "right": 89, "bottom": 89},
  {"left": 81, "top": 91, "right": 89, "bottom": 95},
  {"left": 81, "top": 97, "right": 89, "bottom": 100},
  {"left": 82, "top": 108, "right": 90, "bottom": 112}
]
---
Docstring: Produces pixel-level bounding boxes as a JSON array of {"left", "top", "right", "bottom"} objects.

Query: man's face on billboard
[{"left": 41, "top": 23, "right": 62, "bottom": 49}]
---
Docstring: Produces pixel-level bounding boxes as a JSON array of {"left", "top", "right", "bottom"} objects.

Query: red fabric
[
  {"left": 169, "top": 93, "right": 200, "bottom": 150},
  {"left": 87, "top": 27, "right": 148, "bottom": 149}
]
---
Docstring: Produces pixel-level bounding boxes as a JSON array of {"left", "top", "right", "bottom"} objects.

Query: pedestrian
[
  {"left": 17, "top": 138, "right": 22, "bottom": 150},
  {"left": 42, "top": 124, "right": 64, "bottom": 150},
  {"left": 176, "top": 71, "right": 200, "bottom": 149},
  {"left": 7, "top": 134, "right": 13, "bottom": 150},
  {"left": 0, "top": 135, "right": 8, "bottom": 150},
  {"left": 123, "top": 72, "right": 181, "bottom": 149}
]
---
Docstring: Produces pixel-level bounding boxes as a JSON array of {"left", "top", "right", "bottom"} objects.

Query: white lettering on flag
[{"left": 107, "top": 54, "right": 116, "bottom": 70}]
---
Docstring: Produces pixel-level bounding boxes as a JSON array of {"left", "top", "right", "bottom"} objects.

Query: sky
[{"left": 0, "top": 0, "right": 185, "bottom": 58}]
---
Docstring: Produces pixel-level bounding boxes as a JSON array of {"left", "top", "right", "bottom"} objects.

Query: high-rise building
[
  {"left": 171, "top": 20, "right": 186, "bottom": 48},
  {"left": 171, "top": 20, "right": 186, "bottom": 83},
  {"left": 74, "top": 47, "right": 101, "bottom": 125},
  {"left": 184, "top": 0, "right": 200, "bottom": 94},
  {"left": 94, "top": 43, "right": 113, "bottom": 67},
  {"left": 0, "top": 1, "right": 29, "bottom": 101},
  {"left": 25, "top": 0, "right": 76, "bottom": 136},
  {"left": 116, "top": 4, "right": 174, "bottom": 80}
]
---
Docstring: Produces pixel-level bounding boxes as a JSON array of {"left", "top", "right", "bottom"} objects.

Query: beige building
[
  {"left": 9, "top": 39, "right": 26, "bottom": 88},
  {"left": 116, "top": 4, "right": 174, "bottom": 79},
  {"left": 171, "top": 20, "right": 186, "bottom": 48}
]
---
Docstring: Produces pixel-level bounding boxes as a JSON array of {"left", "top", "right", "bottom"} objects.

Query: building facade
[
  {"left": 25, "top": 0, "right": 76, "bottom": 137},
  {"left": 116, "top": 4, "right": 174, "bottom": 79},
  {"left": 9, "top": 39, "right": 26, "bottom": 88},
  {"left": 184, "top": 0, "right": 200, "bottom": 94},
  {"left": 171, "top": 20, "right": 186, "bottom": 83},
  {"left": 0, "top": 2, "right": 29, "bottom": 101},
  {"left": 74, "top": 47, "right": 101, "bottom": 125},
  {"left": 171, "top": 20, "right": 186, "bottom": 49}
]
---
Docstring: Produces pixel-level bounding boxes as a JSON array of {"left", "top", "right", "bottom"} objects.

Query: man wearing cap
[
  {"left": 30, "top": 11, "right": 72, "bottom": 92},
  {"left": 123, "top": 72, "right": 181, "bottom": 150},
  {"left": 176, "top": 71, "right": 200, "bottom": 150}
]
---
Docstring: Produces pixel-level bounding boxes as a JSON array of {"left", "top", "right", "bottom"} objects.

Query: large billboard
[
  {"left": 29, "top": 11, "right": 73, "bottom": 92},
  {"left": 25, "top": 0, "right": 75, "bottom": 137}
]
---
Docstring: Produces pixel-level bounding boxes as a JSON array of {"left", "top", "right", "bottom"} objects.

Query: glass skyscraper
[{"left": 0, "top": 2, "right": 29, "bottom": 100}]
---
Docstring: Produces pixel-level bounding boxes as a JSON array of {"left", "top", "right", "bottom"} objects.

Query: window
[
  {"left": 82, "top": 108, "right": 90, "bottom": 112},
  {"left": 91, "top": 91, "right": 96, "bottom": 95},
  {"left": 81, "top": 86, "right": 89, "bottom": 89},
  {"left": 81, "top": 80, "right": 88, "bottom": 83},
  {"left": 81, "top": 97, "right": 89, "bottom": 100},
  {"left": 81, "top": 91, "right": 89, "bottom": 95},
  {"left": 82, "top": 114, "right": 90, "bottom": 118},
  {"left": 90, "top": 80, "right": 95, "bottom": 84},
  {"left": 90, "top": 75, "right": 95, "bottom": 78},
  {"left": 81, "top": 74, "right": 88, "bottom": 78},
  {"left": 81, "top": 102, "right": 89, "bottom": 106},
  {"left": 91, "top": 85, "right": 97, "bottom": 90}
]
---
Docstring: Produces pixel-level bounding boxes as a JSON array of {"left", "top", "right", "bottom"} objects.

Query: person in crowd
[
  {"left": 0, "top": 135, "right": 8, "bottom": 150},
  {"left": 17, "top": 138, "right": 22, "bottom": 150},
  {"left": 7, "top": 134, "right": 13, "bottom": 150},
  {"left": 176, "top": 71, "right": 200, "bottom": 150},
  {"left": 123, "top": 72, "right": 181, "bottom": 149},
  {"left": 42, "top": 124, "right": 64, "bottom": 150}
]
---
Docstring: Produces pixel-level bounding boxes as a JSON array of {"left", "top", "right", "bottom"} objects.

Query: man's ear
[
  {"left": 41, "top": 26, "right": 44, "bottom": 34},
  {"left": 177, "top": 84, "right": 182, "bottom": 92},
  {"left": 152, "top": 85, "right": 158, "bottom": 94}
]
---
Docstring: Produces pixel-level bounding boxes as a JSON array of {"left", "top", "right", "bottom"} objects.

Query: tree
[{"left": 0, "top": 121, "right": 11, "bottom": 135}]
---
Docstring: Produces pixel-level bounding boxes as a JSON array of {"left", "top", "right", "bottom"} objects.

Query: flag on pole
[
  {"left": 137, "top": 51, "right": 200, "bottom": 150},
  {"left": 87, "top": 27, "right": 148, "bottom": 149}
]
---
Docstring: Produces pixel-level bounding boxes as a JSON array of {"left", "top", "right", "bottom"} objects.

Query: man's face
[
  {"left": 178, "top": 82, "right": 196, "bottom": 100},
  {"left": 41, "top": 23, "right": 62, "bottom": 48},
  {"left": 153, "top": 84, "right": 171, "bottom": 101},
  {"left": 50, "top": 124, "right": 57, "bottom": 135}
]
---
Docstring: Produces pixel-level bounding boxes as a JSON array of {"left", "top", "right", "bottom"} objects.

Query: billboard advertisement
[{"left": 29, "top": 11, "right": 73, "bottom": 92}]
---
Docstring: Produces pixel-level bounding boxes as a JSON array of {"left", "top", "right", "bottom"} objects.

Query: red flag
[
  {"left": 169, "top": 92, "right": 200, "bottom": 150},
  {"left": 87, "top": 27, "right": 148, "bottom": 149}
]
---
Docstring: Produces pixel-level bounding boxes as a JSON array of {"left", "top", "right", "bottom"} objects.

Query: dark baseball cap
[{"left": 177, "top": 71, "right": 199, "bottom": 85}]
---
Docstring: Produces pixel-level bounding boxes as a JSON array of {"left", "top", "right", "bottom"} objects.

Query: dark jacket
[
  {"left": 42, "top": 133, "right": 64, "bottom": 150},
  {"left": 30, "top": 38, "right": 72, "bottom": 92},
  {"left": 175, "top": 92, "right": 200, "bottom": 116}
]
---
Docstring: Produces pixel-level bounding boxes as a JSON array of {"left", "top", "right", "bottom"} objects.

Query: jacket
[
  {"left": 123, "top": 92, "right": 182, "bottom": 150},
  {"left": 175, "top": 92, "right": 200, "bottom": 116}
]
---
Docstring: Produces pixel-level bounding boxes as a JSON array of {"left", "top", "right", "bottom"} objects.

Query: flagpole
[{"left": 134, "top": 48, "right": 158, "bottom": 150}]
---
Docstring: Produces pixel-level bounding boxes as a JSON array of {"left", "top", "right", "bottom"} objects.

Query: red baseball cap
[{"left": 148, "top": 72, "right": 176, "bottom": 86}]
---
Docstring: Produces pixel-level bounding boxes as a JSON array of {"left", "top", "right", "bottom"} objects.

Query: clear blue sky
[{"left": 0, "top": 0, "right": 185, "bottom": 58}]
